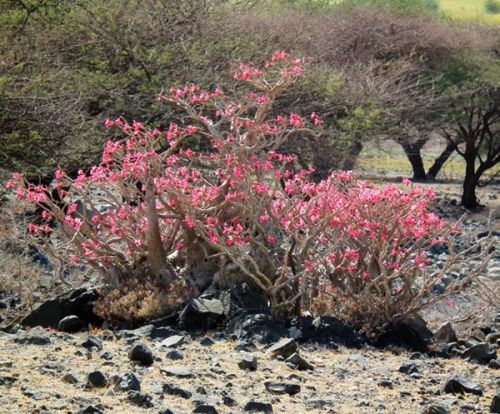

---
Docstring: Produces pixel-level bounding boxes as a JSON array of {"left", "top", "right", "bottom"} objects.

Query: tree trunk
[
  {"left": 427, "top": 141, "right": 455, "bottom": 180},
  {"left": 461, "top": 157, "right": 479, "bottom": 209},
  {"left": 342, "top": 140, "right": 363, "bottom": 171},
  {"left": 401, "top": 143, "right": 427, "bottom": 181}
]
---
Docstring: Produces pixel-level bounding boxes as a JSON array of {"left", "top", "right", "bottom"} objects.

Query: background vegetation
[{"left": 0, "top": 0, "right": 499, "bottom": 205}]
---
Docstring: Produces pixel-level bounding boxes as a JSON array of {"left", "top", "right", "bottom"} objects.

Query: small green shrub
[{"left": 486, "top": 0, "right": 500, "bottom": 15}]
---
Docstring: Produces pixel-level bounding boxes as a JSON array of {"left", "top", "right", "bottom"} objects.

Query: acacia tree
[
  {"left": 441, "top": 88, "right": 500, "bottom": 209},
  {"left": 0, "top": 0, "right": 233, "bottom": 182},
  {"left": 282, "top": 7, "right": 478, "bottom": 180},
  {"left": 367, "top": 58, "right": 469, "bottom": 182}
]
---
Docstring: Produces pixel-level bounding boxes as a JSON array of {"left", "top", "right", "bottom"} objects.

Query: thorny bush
[{"left": 8, "top": 52, "right": 492, "bottom": 333}]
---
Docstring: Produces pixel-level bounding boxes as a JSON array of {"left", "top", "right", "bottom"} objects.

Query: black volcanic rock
[
  {"left": 442, "top": 375, "right": 483, "bottom": 396},
  {"left": 128, "top": 342, "right": 154, "bottom": 366}
]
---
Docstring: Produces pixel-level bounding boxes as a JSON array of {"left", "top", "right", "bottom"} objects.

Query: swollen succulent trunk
[{"left": 145, "top": 179, "right": 175, "bottom": 284}]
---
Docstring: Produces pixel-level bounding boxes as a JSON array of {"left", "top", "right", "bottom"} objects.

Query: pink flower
[
  {"left": 271, "top": 50, "right": 287, "bottom": 61},
  {"left": 310, "top": 112, "right": 321, "bottom": 125},
  {"left": 259, "top": 215, "right": 270, "bottom": 224},
  {"left": 186, "top": 125, "right": 199, "bottom": 135},
  {"left": 266, "top": 234, "right": 277, "bottom": 244},
  {"left": 234, "top": 64, "right": 263, "bottom": 80},
  {"left": 104, "top": 118, "right": 115, "bottom": 128},
  {"left": 28, "top": 223, "right": 39, "bottom": 234},
  {"left": 184, "top": 215, "right": 194, "bottom": 229},
  {"left": 414, "top": 254, "right": 427, "bottom": 269},
  {"left": 64, "top": 215, "right": 82, "bottom": 230},
  {"left": 75, "top": 170, "right": 88, "bottom": 188},
  {"left": 288, "top": 113, "right": 304, "bottom": 128}
]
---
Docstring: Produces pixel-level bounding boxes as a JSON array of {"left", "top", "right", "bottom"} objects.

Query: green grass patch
[
  {"left": 319, "top": 0, "right": 500, "bottom": 23},
  {"left": 440, "top": 0, "right": 500, "bottom": 23}
]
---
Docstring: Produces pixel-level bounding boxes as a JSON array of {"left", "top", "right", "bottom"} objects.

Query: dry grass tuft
[{"left": 0, "top": 197, "right": 89, "bottom": 325}]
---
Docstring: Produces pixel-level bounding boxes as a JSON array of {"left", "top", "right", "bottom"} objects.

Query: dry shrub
[
  {"left": 0, "top": 252, "right": 44, "bottom": 316},
  {"left": 94, "top": 278, "right": 191, "bottom": 326},
  {"left": 0, "top": 199, "right": 57, "bottom": 321},
  {"left": 233, "top": 5, "right": 471, "bottom": 66},
  {"left": 219, "top": 6, "right": 481, "bottom": 175},
  {"left": 298, "top": 175, "right": 494, "bottom": 337}
]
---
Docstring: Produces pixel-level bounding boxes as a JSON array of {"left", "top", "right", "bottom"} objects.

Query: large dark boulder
[
  {"left": 462, "top": 342, "right": 497, "bottom": 364},
  {"left": 128, "top": 342, "right": 154, "bottom": 366},
  {"left": 268, "top": 338, "right": 298, "bottom": 359},
  {"left": 442, "top": 374, "right": 483, "bottom": 396},
  {"left": 374, "top": 315, "right": 434, "bottom": 351},
  {"left": 58, "top": 315, "right": 85, "bottom": 332},
  {"left": 127, "top": 390, "right": 154, "bottom": 408},
  {"left": 224, "top": 282, "right": 287, "bottom": 343},
  {"left": 179, "top": 291, "right": 231, "bottom": 331},
  {"left": 434, "top": 321, "right": 458, "bottom": 344},
  {"left": 491, "top": 392, "right": 500, "bottom": 413},
  {"left": 298, "top": 316, "right": 366, "bottom": 348},
  {"left": 87, "top": 371, "right": 109, "bottom": 388},
  {"left": 227, "top": 313, "right": 287, "bottom": 344},
  {"left": 114, "top": 373, "right": 141, "bottom": 392},
  {"left": 13, "top": 327, "right": 54, "bottom": 345},
  {"left": 264, "top": 382, "right": 301, "bottom": 396},
  {"left": 228, "top": 282, "right": 268, "bottom": 314},
  {"left": 285, "top": 353, "right": 314, "bottom": 371},
  {"left": 17, "top": 288, "right": 101, "bottom": 329}
]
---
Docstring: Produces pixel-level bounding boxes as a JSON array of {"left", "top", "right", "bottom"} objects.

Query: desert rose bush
[
  {"left": 8, "top": 51, "right": 492, "bottom": 330},
  {"left": 7, "top": 52, "right": 320, "bottom": 320},
  {"left": 299, "top": 175, "right": 492, "bottom": 336}
]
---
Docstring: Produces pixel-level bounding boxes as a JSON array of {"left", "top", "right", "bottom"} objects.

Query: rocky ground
[
  {"left": 418, "top": 188, "right": 500, "bottom": 334},
  {"left": 0, "top": 322, "right": 499, "bottom": 414}
]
